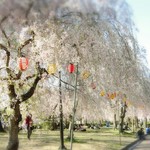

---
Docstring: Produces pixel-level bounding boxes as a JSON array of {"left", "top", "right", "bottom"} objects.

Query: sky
[{"left": 126, "top": 0, "right": 150, "bottom": 67}]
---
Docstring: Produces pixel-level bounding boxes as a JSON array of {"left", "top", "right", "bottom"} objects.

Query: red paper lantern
[
  {"left": 68, "top": 63, "right": 75, "bottom": 73},
  {"left": 19, "top": 57, "right": 29, "bottom": 71}
]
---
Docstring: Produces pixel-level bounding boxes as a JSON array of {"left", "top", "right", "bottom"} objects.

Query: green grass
[{"left": 0, "top": 127, "right": 137, "bottom": 150}]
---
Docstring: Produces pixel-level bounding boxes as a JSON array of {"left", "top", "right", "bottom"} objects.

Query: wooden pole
[
  {"left": 70, "top": 63, "right": 78, "bottom": 150},
  {"left": 59, "top": 71, "right": 66, "bottom": 150}
]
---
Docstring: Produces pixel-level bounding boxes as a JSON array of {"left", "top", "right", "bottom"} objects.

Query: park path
[{"left": 129, "top": 135, "right": 150, "bottom": 150}]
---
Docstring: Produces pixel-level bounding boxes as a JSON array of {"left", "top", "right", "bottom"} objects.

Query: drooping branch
[{"left": 111, "top": 22, "right": 132, "bottom": 59}]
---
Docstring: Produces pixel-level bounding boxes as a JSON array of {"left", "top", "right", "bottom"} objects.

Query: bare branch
[
  {"left": 0, "top": 28, "right": 11, "bottom": 47},
  {"left": 0, "top": 15, "right": 9, "bottom": 25},
  {"left": 16, "top": 71, "right": 22, "bottom": 80},
  {"left": 21, "top": 63, "right": 42, "bottom": 102},
  {"left": 25, "top": 2, "right": 34, "bottom": 23},
  {"left": 0, "top": 66, "right": 6, "bottom": 70},
  {"left": 0, "top": 77, "right": 9, "bottom": 81},
  {"left": 0, "top": 44, "right": 16, "bottom": 81},
  {"left": 21, "top": 75, "right": 41, "bottom": 102},
  {"left": 0, "top": 43, "right": 10, "bottom": 68},
  {"left": 25, "top": 74, "right": 36, "bottom": 80},
  {"left": 18, "top": 30, "right": 35, "bottom": 57},
  {"left": 0, "top": 14, "right": 11, "bottom": 47},
  {"left": 0, "top": 43, "right": 8, "bottom": 52},
  {"left": 0, "top": 66, "right": 20, "bottom": 81}
]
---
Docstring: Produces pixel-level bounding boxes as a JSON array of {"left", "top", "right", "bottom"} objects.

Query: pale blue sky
[{"left": 127, "top": 0, "right": 150, "bottom": 67}]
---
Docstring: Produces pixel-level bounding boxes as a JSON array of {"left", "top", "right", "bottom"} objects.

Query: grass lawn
[{"left": 0, "top": 127, "right": 137, "bottom": 150}]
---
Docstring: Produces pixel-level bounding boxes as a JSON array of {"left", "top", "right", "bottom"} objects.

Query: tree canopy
[{"left": 0, "top": 0, "right": 150, "bottom": 122}]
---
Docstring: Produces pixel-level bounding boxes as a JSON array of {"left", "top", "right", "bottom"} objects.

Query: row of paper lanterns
[
  {"left": 17, "top": 59, "right": 126, "bottom": 99},
  {"left": 100, "top": 91, "right": 127, "bottom": 101},
  {"left": 47, "top": 63, "right": 91, "bottom": 79},
  {"left": 100, "top": 90, "right": 132, "bottom": 106},
  {"left": 100, "top": 91, "right": 117, "bottom": 100},
  {"left": 18, "top": 58, "right": 76, "bottom": 73},
  {"left": 18, "top": 60, "right": 127, "bottom": 95},
  {"left": 18, "top": 58, "right": 96, "bottom": 89},
  {"left": 17, "top": 59, "right": 128, "bottom": 101},
  {"left": 18, "top": 59, "right": 90, "bottom": 80},
  {"left": 18, "top": 58, "right": 133, "bottom": 106}
]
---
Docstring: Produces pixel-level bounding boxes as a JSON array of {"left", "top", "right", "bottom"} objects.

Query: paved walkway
[{"left": 129, "top": 135, "right": 150, "bottom": 150}]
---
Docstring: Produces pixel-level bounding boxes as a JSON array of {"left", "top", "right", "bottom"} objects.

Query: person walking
[{"left": 25, "top": 113, "right": 33, "bottom": 140}]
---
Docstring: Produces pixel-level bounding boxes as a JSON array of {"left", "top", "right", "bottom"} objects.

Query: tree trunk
[
  {"left": 113, "top": 113, "right": 117, "bottom": 130},
  {"left": 132, "top": 117, "right": 135, "bottom": 132},
  {"left": 50, "top": 115, "right": 57, "bottom": 130},
  {"left": 134, "top": 116, "right": 138, "bottom": 131},
  {"left": 7, "top": 102, "right": 21, "bottom": 150},
  {"left": 65, "top": 118, "right": 69, "bottom": 129},
  {"left": 144, "top": 117, "right": 147, "bottom": 128},
  {"left": 0, "top": 120, "right": 5, "bottom": 132},
  {"left": 0, "top": 112, "right": 5, "bottom": 132},
  {"left": 7, "top": 117, "right": 19, "bottom": 150},
  {"left": 120, "top": 118, "right": 124, "bottom": 132},
  {"left": 119, "top": 102, "right": 127, "bottom": 133},
  {"left": 67, "top": 115, "right": 72, "bottom": 140}
]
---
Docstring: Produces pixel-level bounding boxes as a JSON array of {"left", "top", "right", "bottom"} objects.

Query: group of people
[
  {"left": 137, "top": 128, "right": 145, "bottom": 140},
  {"left": 137, "top": 125, "right": 150, "bottom": 140},
  {"left": 22, "top": 115, "right": 150, "bottom": 141}
]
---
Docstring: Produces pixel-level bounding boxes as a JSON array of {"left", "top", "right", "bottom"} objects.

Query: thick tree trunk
[
  {"left": 7, "top": 102, "right": 21, "bottom": 150},
  {"left": 120, "top": 115, "right": 124, "bottom": 132},
  {"left": 7, "top": 118, "right": 19, "bottom": 150}
]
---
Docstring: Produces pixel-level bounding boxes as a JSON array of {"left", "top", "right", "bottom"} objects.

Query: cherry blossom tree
[{"left": 0, "top": 0, "right": 150, "bottom": 150}]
